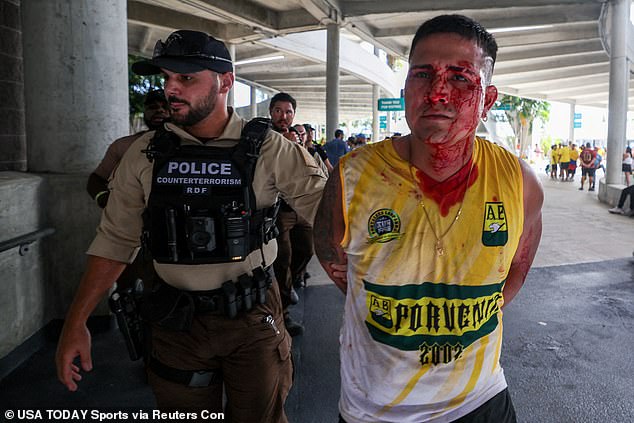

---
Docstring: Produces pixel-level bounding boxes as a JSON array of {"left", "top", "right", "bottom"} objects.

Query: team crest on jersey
[
  {"left": 482, "top": 202, "right": 508, "bottom": 246},
  {"left": 367, "top": 208, "right": 402, "bottom": 244},
  {"left": 369, "top": 295, "right": 394, "bottom": 328}
]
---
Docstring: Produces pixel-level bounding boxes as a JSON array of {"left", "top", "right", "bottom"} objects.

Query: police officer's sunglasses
[{"left": 152, "top": 35, "right": 232, "bottom": 64}]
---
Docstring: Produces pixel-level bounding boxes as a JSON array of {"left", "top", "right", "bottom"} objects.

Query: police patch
[
  {"left": 367, "top": 208, "right": 402, "bottom": 244},
  {"left": 482, "top": 201, "right": 508, "bottom": 246},
  {"left": 155, "top": 158, "right": 243, "bottom": 195}
]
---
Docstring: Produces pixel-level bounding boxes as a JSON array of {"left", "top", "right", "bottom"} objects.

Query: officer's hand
[{"left": 55, "top": 323, "right": 93, "bottom": 391}]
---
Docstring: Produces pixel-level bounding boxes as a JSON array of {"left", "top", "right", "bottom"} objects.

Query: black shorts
[
  {"left": 339, "top": 388, "right": 517, "bottom": 423},
  {"left": 622, "top": 163, "right": 632, "bottom": 173},
  {"left": 582, "top": 167, "right": 596, "bottom": 177},
  {"left": 559, "top": 162, "right": 569, "bottom": 170}
]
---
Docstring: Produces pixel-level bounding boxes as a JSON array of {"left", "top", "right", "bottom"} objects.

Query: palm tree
[{"left": 497, "top": 94, "right": 550, "bottom": 159}]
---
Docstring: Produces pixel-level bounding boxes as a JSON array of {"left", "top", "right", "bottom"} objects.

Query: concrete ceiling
[{"left": 127, "top": 0, "right": 634, "bottom": 124}]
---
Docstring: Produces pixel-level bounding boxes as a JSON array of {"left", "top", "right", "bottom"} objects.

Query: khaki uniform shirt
[
  {"left": 93, "top": 132, "right": 148, "bottom": 179},
  {"left": 87, "top": 111, "right": 327, "bottom": 291}
]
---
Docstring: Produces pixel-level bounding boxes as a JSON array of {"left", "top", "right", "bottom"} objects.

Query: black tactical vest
[{"left": 142, "top": 118, "right": 278, "bottom": 264}]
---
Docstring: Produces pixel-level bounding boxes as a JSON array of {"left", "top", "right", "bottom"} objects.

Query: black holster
[
  {"left": 141, "top": 266, "right": 272, "bottom": 329},
  {"left": 141, "top": 283, "right": 195, "bottom": 331}
]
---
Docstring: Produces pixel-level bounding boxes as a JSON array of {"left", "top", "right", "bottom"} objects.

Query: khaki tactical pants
[{"left": 148, "top": 282, "right": 292, "bottom": 422}]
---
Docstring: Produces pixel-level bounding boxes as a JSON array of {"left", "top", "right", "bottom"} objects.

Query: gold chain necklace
[{"left": 407, "top": 141, "right": 474, "bottom": 256}]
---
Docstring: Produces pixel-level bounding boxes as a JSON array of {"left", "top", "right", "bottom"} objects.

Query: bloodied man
[{"left": 314, "top": 15, "right": 543, "bottom": 423}]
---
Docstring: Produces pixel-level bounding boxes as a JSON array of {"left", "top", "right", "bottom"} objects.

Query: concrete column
[
  {"left": 326, "top": 23, "right": 340, "bottom": 143},
  {"left": 606, "top": 0, "right": 630, "bottom": 185},
  {"left": 0, "top": 0, "right": 26, "bottom": 171},
  {"left": 387, "top": 111, "right": 392, "bottom": 137},
  {"left": 372, "top": 46, "right": 380, "bottom": 142},
  {"left": 569, "top": 103, "right": 576, "bottom": 144},
  {"left": 250, "top": 85, "right": 258, "bottom": 119},
  {"left": 21, "top": 0, "right": 128, "bottom": 317},
  {"left": 228, "top": 43, "right": 235, "bottom": 109},
  {"left": 22, "top": 0, "right": 128, "bottom": 173},
  {"left": 372, "top": 85, "right": 380, "bottom": 142}
]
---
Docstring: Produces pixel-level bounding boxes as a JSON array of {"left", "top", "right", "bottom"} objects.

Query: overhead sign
[{"left": 378, "top": 98, "right": 404, "bottom": 111}]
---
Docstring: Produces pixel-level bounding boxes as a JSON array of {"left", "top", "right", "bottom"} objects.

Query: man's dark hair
[
  {"left": 269, "top": 92, "right": 297, "bottom": 111},
  {"left": 409, "top": 15, "right": 498, "bottom": 68},
  {"left": 334, "top": 129, "right": 344, "bottom": 138}
]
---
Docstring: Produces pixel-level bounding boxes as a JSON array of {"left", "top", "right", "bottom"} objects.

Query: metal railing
[{"left": 0, "top": 228, "right": 55, "bottom": 255}]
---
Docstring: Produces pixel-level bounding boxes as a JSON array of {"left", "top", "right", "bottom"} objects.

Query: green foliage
[
  {"left": 128, "top": 55, "right": 164, "bottom": 118},
  {"left": 496, "top": 94, "right": 550, "bottom": 157},
  {"left": 497, "top": 94, "right": 550, "bottom": 129},
  {"left": 540, "top": 136, "right": 552, "bottom": 154}
]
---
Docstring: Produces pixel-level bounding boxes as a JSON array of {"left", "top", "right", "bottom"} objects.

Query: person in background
[
  {"left": 86, "top": 89, "right": 169, "bottom": 290},
  {"left": 558, "top": 142, "right": 570, "bottom": 181},
  {"left": 579, "top": 142, "right": 597, "bottom": 191},
  {"left": 608, "top": 184, "right": 634, "bottom": 215},
  {"left": 549, "top": 144, "right": 558, "bottom": 180},
  {"left": 87, "top": 89, "right": 169, "bottom": 208},
  {"left": 269, "top": 92, "right": 300, "bottom": 143},
  {"left": 325, "top": 129, "right": 349, "bottom": 167},
  {"left": 354, "top": 133, "right": 367, "bottom": 149},
  {"left": 592, "top": 146, "right": 604, "bottom": 190},
  {"left": 303, "top": 123, "right": 333, "bottom": 174},
  {"left": 622, "top": 146, "right": 632, "bottom": 186},
  {"left": 568, "top": 143, "right": 579, "bottom": 181},
  {"left": 269, "top": 93, "right": 317, "bottom": 336}
]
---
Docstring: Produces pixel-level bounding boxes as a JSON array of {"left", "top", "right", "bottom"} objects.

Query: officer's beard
[{"left": 168, "top": 84, "right": 218, "bottom": 127}]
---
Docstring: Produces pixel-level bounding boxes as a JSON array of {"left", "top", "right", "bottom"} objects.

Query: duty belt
[{"left": 155, "top": 266, "right": 273, "bottom": 319}]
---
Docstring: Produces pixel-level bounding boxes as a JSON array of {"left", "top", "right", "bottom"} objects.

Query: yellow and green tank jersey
[{"left": 338, "top": 136, "right": 523, "bottom": 423}]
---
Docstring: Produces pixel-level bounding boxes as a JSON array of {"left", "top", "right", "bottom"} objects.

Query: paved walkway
[
  {"left": 532, "top": 171, "right": 633, "bottom": 267},
  {"left": 1, "top": 168, "right": 633, "bottom": 423}
]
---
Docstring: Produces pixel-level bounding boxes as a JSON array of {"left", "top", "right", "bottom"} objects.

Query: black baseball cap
[
  {"left": 144, "top": 89, "right": 166, "bottom": 104},
  {"left": 132, "top": 30, "right": 233, "bottom": 76}
]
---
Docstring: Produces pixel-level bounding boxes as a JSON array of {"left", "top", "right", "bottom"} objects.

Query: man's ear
[
  {"left": 219, "top": 72, "right": 234, "bottom": 94},
  {"left": 482, "top": 85, "right": 498, "bottom": 117}
]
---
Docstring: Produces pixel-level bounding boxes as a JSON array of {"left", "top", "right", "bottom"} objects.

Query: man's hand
[
  {"left": 280, "top": 128, "right": 300, "bottom": 143},
  {"left": 53, "top": 255, "right": 126, "bottom": 391},
  {"left": 328, "top": 260, "right": 348, "bottom": 294},
  {"left": 55, "top": 323, "right": 93, "bottom": 391}
]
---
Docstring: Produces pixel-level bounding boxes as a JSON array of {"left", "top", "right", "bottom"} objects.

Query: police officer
[
  {"left": 56, "top": 30, "right": 326, "bottom": 421},
  {"left": 268, "top": 93, "right": 316, "bottom": 336}
]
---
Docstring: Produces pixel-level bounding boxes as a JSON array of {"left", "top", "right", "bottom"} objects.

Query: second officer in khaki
[{"left": 55, "top": 30, "right": 326, "bottom": 422}]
